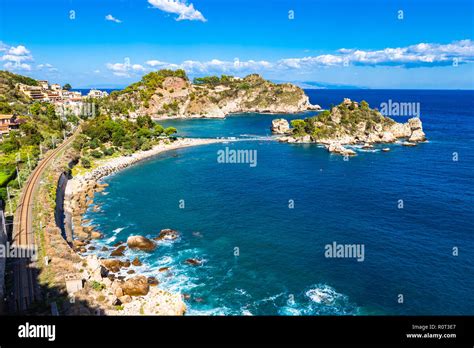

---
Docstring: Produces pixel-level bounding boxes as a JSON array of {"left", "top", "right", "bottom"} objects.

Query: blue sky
[{"left": 0, "top": 0, "right": 473, "bottom": 88}]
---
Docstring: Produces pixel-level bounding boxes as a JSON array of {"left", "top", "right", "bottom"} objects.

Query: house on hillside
[
  {"left": 38, "top": 80, "right": 49, "bottom": 90},
  {"left": 0, "top": 114, "right": 22, "bottom": 138}
]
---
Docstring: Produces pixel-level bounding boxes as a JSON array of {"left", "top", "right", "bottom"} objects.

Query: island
[{"left": 271, "top": 98, "right": 426, "bottom": 156}]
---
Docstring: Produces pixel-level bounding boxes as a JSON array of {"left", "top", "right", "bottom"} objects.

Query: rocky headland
[
  {"left": 103, "top": 70, "right": 320, "bottom": 119},
  {"left": 272, "top": 98, "right": 426, "bottom": 155},
  {"left": 63, "top": 137, "right": 226, "bottom": 315}
]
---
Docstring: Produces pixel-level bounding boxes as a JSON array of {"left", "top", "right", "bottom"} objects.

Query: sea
[{"left": 82, "top": 89, "right": 474, "bottom": 315}]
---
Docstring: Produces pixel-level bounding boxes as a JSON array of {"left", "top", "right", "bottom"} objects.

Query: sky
[{"left": 0, "top": 0, "right": 473, "bottom": 89}]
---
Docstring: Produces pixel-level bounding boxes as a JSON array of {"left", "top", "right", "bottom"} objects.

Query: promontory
[{"left": 96, "top": 70, "right": 320, "bottom": 119}]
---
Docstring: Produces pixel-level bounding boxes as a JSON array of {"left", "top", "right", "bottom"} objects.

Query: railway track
[{"left": 11, "top": 129, "right": 78, "bottom": 313}]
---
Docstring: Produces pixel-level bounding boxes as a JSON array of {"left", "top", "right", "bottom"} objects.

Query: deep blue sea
[{"left": 83, "top": 90, "right": 474, "bottom": 315}]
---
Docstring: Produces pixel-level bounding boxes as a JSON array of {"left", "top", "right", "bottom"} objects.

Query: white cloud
[
  {"left": 146, "top": 60, "right": 169, "bottom": 67},
  {"left": 37, "top": 63, "right": 58, "bottom": 72},
  {"left": 4, "top": 62, "right": 31, "bottom": 71},
  {"left": 144, "top": 57, "right": 271, "bottom": 75},
  {"left": 279, "top": 40, "right": 474, "bottom": 69},
  {"left": 105, "top": 14, "right": 122, "bottom": 23},
  {"left": 8, "top": 45, "right": 30, "bottom": 56},
  {"left": 148, "top": 0, "right": 206, "bottom": 22},
  {"left": 132, "top": 64, "right": 146, "bottom": 71},
  {"left": 109, "top": 40, "right": 474, "bottom": 79},
  {"left": 1, "top": 44, "right": 34, "bottom": 71},
  {"left": 106, "top": 58, "right": 146, "bottom": 77}
]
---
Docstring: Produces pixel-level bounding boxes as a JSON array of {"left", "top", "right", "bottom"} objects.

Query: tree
[
  {"left": 164, "top": 127, "right": 177, "bottom": 136},
  {"left": 63, "top": 83, "right": 72, "bottom": 91},
  {"left": 290, "top": 119, "right": 306, "bottom": 135},
  {"left": 19, "top": 122, "right": 43, "bottom": 146},
  {"left": 153, "top": 124, "right": 164, "bottom": 136}
]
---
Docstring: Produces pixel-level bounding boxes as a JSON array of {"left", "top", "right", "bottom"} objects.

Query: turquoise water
[{"left": 84, "top": 90, "right": 474, "bottom": 315}]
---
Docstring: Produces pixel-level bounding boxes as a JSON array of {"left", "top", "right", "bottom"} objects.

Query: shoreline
[
  {"left": 63, "top": 137, "right": 227, "bottom": 315},
  {"left": 65, "top": 137, "right": 224, "bottom": 201},
  {"left": 152, "top": 107, "right": 321, "bottom": 121}
]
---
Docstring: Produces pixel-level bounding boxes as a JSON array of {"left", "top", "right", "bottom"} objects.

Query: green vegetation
[
  {"left": 0, "top": 70, "right": 37, "bottom": 113},
  {"left": 0, "top": 99, "right": 76, "bottom": 205},
  {"left": 72, "top": 113, "right": 176, "bottom": 174},
  {"left": 193, "top": 74, "right": 234, "bottom": 86},
  {"left": 290, "top": 100, "right": 396, "bottom": 140},
  {"left": 0, "top": 71, "right": 80, "bottom": 206},
  {"left": 90, "top": 281, "right": 106, "bottom": 291},
  {"left": 63, "top": 83, "right": 72, "bottom": 91}
]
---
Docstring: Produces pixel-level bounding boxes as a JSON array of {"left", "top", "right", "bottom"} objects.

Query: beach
[{"left": 63, "top": 137, "right": 227, "bottom": 315}]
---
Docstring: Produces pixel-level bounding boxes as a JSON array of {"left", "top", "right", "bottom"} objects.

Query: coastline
[
  {"left": 151, "top": 106, "right": 321, "bottom": 121},
  {"left": 63, "top": 137, "right": 226, "bottom": 315}
]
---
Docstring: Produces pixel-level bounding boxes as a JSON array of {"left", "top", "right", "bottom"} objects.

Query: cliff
[
  {"left": 104, "top": 70, "right": 320, "bottom": 119},
  {"left": 274, "top": 98, "right": 426, "bottom": 155}
]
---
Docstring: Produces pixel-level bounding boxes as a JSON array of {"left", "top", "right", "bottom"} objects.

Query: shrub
[
  {"left": 141, "top": 141, "right": 152, "bottom": 151},
  {"left": 164, "top": 127, "right": 177, "bottom": 136},
  {"left": 90, "top": 150, "right": 103, "bottom": 158},
  {"left": 103, "top": 147, "right": 114, "bottom": 156},
  {"left": 90, "top": 281, "right": 105, "bottom": 291},
  {"left": 81, "top": 157, "right": 91, "bottom": 168}
]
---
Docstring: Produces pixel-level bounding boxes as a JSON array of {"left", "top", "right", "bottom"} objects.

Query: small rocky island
[
  {"left": 103, "top": 70, "right": 320, "bottom": 119},
  {"left": 272, "top": 98, "right": 426, "bottom": 156}
]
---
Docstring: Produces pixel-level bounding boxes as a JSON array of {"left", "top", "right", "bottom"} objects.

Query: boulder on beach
[
  {"left": 120, "top": 276, "right": 150, "bottom": 296},
  {"left": 119, "top": 295, "right": 132, "bottom": 304},
  {"left": 91, "top": 231, "right": 103, "bottom": 239},
  {"left": 110, "top": 245, "right": 126, "bottom": 257},
  {"left": 147, "top": 276, "right": 159, "bottom": 286},
  {"left": 73, "top": 239, "right": 86, "bottom": 247},
  {"left": 127, "top": 235, "right": 156, "bottom": 251},
  {"left": 132, "top": 257, "right": 142, "bottom": 267},
  {"left": 101, "top": 259, "right": 125, "bottom": 273}
]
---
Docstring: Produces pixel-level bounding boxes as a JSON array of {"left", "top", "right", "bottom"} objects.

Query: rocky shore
[{"left": 63, "top": 137, "right": 224, "bottom": 315}]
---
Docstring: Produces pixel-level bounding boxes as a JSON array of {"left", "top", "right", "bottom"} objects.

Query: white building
[
  {"left": 87, "top": 89, "right": 109, "bottom": 98},
  {"left": 38, "top": 80, "right": 49, "bottom": 89}
]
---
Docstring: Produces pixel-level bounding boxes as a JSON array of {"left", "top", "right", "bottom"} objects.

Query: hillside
[
  {"left": 0, "top": 70, "right": 36, "bottom": 113},
  {"left": 102, "top": 70, "right": 319, "bottom": 119}
]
